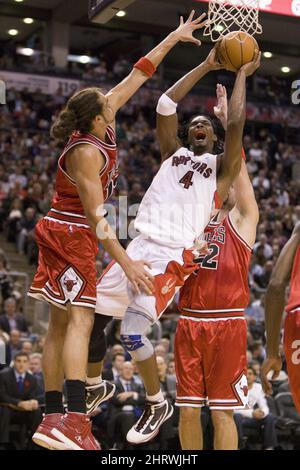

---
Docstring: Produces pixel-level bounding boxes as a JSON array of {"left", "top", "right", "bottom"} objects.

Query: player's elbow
[{"left": 267, "top": 277, "right": 286, "bottom": 294}]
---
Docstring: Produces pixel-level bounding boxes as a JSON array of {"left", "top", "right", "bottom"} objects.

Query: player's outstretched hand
[
  {"left": 124, "top": 259, "right": 154, "bottom": 295},
  {"left": 240, "top": 50, "right": 261, "bottom": 76},
  {"left": 214, "top": 84, "right": 228, "bottom": 129},
  {"left": 171, "top": 10, "right": 207, "bottom": 46},
  {"left": 205, "top": 45, "right": 223, "bottom": 71},
  {"left": 260, "top": 355, "right": 283, "bottom": 395}
]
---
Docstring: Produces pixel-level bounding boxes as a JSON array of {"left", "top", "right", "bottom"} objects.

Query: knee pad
[
  {"left": 88, "top": 314, "right": 111, "bottom": 363},
  {"left": 120, "top": 334, "right": 154, "bottom": 362}
]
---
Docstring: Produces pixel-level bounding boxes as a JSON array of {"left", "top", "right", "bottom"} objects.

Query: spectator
[
  {"left": 253, "top": 234, "right": 273, "bottom": 260},
  {"left": 103, "top": 353, "right": 125, "bottom": 382},
  {"left": 156, "top": 356, "right": 176, "bottom": 401},
  {"left": 167, "top": 359, "right": 176, "bottom": 376},
  {"left": 0, "top": 250, "right": 13, "bottom": 303},
  {"left": 8, "top": 329, "right": 22, "bottom": 359},
  {"left": 22, "top": 341, "right": 33, "bottom": 356},
  {"left": 234, "top": 366, "right": 278, "bottom": 450},
  {"left": 28, "top": 353, "right": 44, "bottom": 405},
  {"left": 0, "top": 298, "right": 29, "bottom": 335},
  {"left": 0, "top": 352, "right": 42, "bottom": 449},
  {"left": 108, "top": 361, "right": 145, "bottom": 449},
  {"left": 16, "top": 207, "right": 37, "bottom": 255}
]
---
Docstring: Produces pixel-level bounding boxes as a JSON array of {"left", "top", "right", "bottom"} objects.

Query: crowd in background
[{"left": 0, "top": 52, "right": 300, "bottom": 450}]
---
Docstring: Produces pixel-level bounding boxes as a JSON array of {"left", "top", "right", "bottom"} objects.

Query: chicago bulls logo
[
  {"left": 63, "top": 277, "right": 78, "bottom": 292},
  {"left": 241, "top": 385, "right": 248, "bottom": 397}
]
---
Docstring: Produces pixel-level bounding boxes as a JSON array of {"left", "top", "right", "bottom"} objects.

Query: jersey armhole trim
[
  {"left": 58, "top": 141, "right": 109, "bottom": 185},
  {"left": 227, "top": 213, "right": 253, "bottom": 253}
]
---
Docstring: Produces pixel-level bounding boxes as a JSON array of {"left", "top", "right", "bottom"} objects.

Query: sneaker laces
[{"left": 135, "top": 403, "right": 155, "bottom": 432}]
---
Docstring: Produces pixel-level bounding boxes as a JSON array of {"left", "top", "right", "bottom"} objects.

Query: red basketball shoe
[
  {"left": 51, "top": 412, "right": 101, "bottom": 451},
  {"left": 32, "top": 414, "right": 70, "bottom": 450}
]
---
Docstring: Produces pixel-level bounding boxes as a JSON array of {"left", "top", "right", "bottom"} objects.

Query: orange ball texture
[{"left": 217, "top": 31, "right": 259, "bottom": 72}]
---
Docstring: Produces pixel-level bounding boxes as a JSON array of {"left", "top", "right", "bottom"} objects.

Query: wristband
[
  {"left": 134, "top": 57, "right": 156, "bottom": 78},
  {"left": 156, "top": 93, "right": 178, "bottom": 116}
]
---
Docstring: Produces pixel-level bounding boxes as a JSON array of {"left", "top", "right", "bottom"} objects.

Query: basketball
[{"left": 216, "top": 31, "right": 259, "bottom": 72}]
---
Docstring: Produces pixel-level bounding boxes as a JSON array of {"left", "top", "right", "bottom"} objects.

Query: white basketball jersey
[{"left": 135, "top": 147, "right": 217, "bottom": 248}]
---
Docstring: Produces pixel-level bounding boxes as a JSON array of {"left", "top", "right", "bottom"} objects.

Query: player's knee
[
  {"left": 69, "top": 309, "right": 94, "bottom": 335},
  {"left": 120, "top": 334, "right": 154, "bottom": 361},
  {"left": 48, "top": 313, "right": 68, "bottom": 336},
  {"left": 180, "top": 407, "right": 201, "bottom": 423},
  {"left": 211, "top": 409, "right": 234, "bottom": 429}
]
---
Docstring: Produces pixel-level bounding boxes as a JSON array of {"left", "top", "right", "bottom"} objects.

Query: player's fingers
[
  {"left": 222, "top": 85, "right": 227, "bottom": 97},
  {"left": 142, "top": 260, "right": 153, "bottom": 271},
  {"left": 188, "top": 10, "right": 195, "bottom": 22},
  {"left": 193, "top": 20, "right": 208, "bottom": 30},
  {"left": 180, "top": 16, "right": 184, "bottom": 26},
  {"left": 132, "top": 281, "right": 141, "bottom": 295},
  {"left": 191, "top": 38, "right": 201, "bottom": 46},
  {"left": 193, "top": 12, "right": 206, "bottom": 24},
  {"left": 142, "top": 272, "right": 155, "bottom": 290},
  {"left": 139, "top": 279, "right": 153, "bottom": 296}
]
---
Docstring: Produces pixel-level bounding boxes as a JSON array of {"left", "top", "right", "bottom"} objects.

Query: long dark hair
[
  {"left": 179, "top": 114, "right": 225, "bottom": 155},
  {"left": 51, "top": 87, "right": 104, "bottom": 146}
]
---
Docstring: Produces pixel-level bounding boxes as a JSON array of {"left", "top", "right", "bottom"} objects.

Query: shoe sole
[
  {"left": 32, "top": 432, "right": 71, "bottom": 451},
  {"left": 86, "top": 384, "right": 116, "bottom": 415},
  {"left": 50, "top": 428, "right": 84, "bottom": 451},
  {"left": 126, "top": 404, "right": 174, "bottom": 444}
]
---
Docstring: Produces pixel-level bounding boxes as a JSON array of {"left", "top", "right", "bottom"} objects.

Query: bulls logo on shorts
[
  {"left": 233, "top": 373, "right": 249, "bottom": 406},
  {"left": 59, "top": 267, "right": 84, "bottom": 302}
]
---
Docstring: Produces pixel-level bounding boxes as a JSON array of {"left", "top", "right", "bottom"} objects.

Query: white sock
[
  {"left": 86, "top": 376, "right": 103, "bottom": 387},
  {"left": 146, "top": 390, "right": 164, "bottom": 403}
]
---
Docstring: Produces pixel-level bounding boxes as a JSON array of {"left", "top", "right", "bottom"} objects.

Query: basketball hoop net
[{"left": 203, "top": 0, "right": 263, "bottom": 42}]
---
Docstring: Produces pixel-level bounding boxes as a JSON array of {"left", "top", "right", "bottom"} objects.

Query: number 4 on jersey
[{"left": 179, "top": 171, "right": 194, "bottom": 189}]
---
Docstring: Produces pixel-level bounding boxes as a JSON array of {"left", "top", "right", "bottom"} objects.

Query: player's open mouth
[{"left": 195, "top": 130, "right": 207, "bottom": 142}]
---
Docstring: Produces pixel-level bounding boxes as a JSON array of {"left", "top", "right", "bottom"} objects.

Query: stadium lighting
[
  {"left": 68, "top": 54, "right": 99, "bottom": 65},
  {"left": 8, "top": 29, "right": 19, "bottom": 36},
  {"left": 17, "top": 47, "right": 34, "bottom": 56},
  {"left": 79, "top": 55, "right": 91, "bottom": 64},
  {"left": 14, "top": 0, "right": 24, "bottom": 2},
  {"left": 281, "top": 66, "right": 291, "bottom": 73},
  {"left": 263, "top": 52, "right": 273, "bottom": 59},
  {"left": 116, "top": 10, "right": 126, "bottom": 17},
  {"left": 23, "top": 18, "right": 34, "bottom": 24}
]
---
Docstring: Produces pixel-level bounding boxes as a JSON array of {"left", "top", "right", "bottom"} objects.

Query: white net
[{"left": 203, "top": 0, "right": 263, "bottom": 42}]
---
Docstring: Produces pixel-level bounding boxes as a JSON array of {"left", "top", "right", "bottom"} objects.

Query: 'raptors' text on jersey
[
  {"left": 179, "top": 213, "right": 252, "bottom": 316},
  {"left": 135, "top": 147, "right": 217, "bottom": 248}
]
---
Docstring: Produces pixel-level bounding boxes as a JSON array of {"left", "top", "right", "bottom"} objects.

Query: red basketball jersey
[
  {"left": 51, "top": 125, "right": 118, "bottom": 216},
  {"left": 286, "top": 245, "right": 300, "bottom": 314},
  {"left": 179, "top": 213, "right": 252, "bottom": 317}
]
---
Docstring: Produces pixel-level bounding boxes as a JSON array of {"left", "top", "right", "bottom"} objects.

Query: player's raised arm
[
  {"left": 156, "top": 46, "right": 222, "bottom": 161},
  {"left": 68, "top": 145, "right": 154, "bottom": 296},
  {"left": 106, "top": 11, "right": 207, "bottom": 115},
  {"left": 261, "top": 223, "right": 300, "bottom": 394},
  {"left": 217, "top": 52, "right": 261, "bottom": 202}
]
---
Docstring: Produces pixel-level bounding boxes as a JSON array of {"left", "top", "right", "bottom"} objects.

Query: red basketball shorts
[
  {"left": 175, "top": 314, "right": 248, "bottom": 410},
  {"left": 284, "top": 309, "right": 300, "bottom": 413},
  {"left": 28, "top": 216, "right": 98, "bottom": 310}
]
